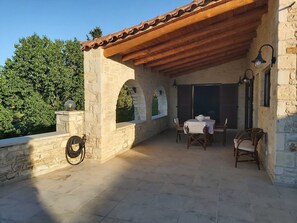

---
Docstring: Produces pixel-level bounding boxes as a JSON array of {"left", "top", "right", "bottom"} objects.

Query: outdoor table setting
[{"left": 183, "top": 115, "right": 216, "bottom": 134}]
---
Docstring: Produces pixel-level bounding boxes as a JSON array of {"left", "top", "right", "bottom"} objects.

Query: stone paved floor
[{"left": 1, "top": 130, "right": 297, "bottom": 223}]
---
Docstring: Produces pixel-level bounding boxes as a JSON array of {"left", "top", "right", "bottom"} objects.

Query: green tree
[
  {"left": 152, "top": 92, "right": 159, "bottom": 116},
  {"left": 87, "top": 26, "right": 102, "bottom": 40},
  {"left": 116, "top": 85, "right": 134, "bottom": 122},
  {"left": 0, "top": 34, "right": 84, "bottom": 138},
  {"left": 0, "top": 104, "right": 16, "bottom": 138}
]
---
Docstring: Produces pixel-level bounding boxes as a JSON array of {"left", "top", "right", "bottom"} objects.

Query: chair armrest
[{"left": 235, "top": 129, "right": 251, "bottom": 139}]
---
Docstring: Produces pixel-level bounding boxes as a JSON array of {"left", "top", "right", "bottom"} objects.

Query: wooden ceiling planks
[
  {"left": 133, "top": 22, "right": 259, "bottom": 66},
  {"left": 121, "top": 6, "right": 266, "bottom": 62},
  {"left": 101, "top": 0, "right": 268, "bottom": 77},
  {"left": 103, "top": 0, "right": 266, "bottom": 57},
  {"left": 163, "top": 50, "right": 248, "bottom": 74},
  {"left": 145, "top": 32, "right": 256, "bottom": 68}
]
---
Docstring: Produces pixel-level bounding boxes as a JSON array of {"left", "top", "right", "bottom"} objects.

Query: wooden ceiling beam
[
  {"left": 167, "top": 54, "right": 246, "bottom": 77},
  {"left": 103, "top": 0, "right": 266, "bottom": 58},
  {"left": 152, "top": 43, "right": 250, "bottom": 71},
  {"left": 121, "top": 6, "right": 266, "bottom": 62},
  {"left": 159, "top": 47, "right": 248, "bottom": 73},
  {"left": 162, "top": 50, "right": 248, "bottom": 74},
  {"left": 133, "top": 24, "right": 257, "bottom": 66},
  {"left": 145, "top": 32, "right": 256, "bottom": 67}
]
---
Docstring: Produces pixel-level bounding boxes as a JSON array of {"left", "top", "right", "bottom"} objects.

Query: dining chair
[
  {"left": 214, "top": 118, "right": 228, "bottom": 145},
  {"left": 185, "top": 121, "right": 208, "bottom": 150},
  {"left": 173, "top": 118, "right": 184, "bottom": 143},
  {"left": 234, "top": 128, "right": 264, "bottom": 170}
]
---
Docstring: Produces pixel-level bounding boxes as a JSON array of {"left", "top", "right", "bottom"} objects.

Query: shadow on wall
[{"left": 0, "top": 139, "right": 56, "bottom": 222}]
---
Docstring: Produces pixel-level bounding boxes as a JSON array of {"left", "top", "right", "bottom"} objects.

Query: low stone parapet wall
[
  {"left": 0, "top": 132, "right": 71, "bottom": 184},
  {"left": 100, "top": 115, "right": 169, "bottom": 162}
]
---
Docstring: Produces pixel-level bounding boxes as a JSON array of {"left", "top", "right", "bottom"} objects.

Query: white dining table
[{"left": 183, "top": 119, "right": 216, "bottom": 134}]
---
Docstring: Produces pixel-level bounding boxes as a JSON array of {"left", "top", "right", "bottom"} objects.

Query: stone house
[{"left": 79, "top": 0, "right": 297, "bottom": 186}]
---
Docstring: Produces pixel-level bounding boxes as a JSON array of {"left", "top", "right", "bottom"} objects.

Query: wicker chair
[
  {"left": 234, "top": 128, "right": 264, "bottom": 170},
  {"left": 214, "top": 118, "right": 228, "bottom": 145},
  {"left": 173, "top": 118, "right": 184, "bottom": 143}
]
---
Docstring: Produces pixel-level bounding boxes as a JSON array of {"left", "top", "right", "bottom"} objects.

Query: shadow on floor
[{"left": 1, "top": 130, "right": 297, "bottom": 223}]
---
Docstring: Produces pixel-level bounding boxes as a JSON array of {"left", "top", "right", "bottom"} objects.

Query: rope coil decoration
[{"left": 65, "top": 134, "right": 86, "bottom": 165}]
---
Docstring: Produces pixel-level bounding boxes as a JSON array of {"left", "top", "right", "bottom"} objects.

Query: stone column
[
  {"left": 55, "top": 111, "right": 84, "bottom": 136},
  {"left": 83, "top": 48, "right": 103, "bottom": 160},
  {"left": 274, "top": 0, "right": 297, "bottom": 185}
]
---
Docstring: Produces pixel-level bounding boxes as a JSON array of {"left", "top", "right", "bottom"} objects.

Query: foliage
[
  {"left": 116, "top": 85, "right": 134, "bottom": 122},
  {"left": 0, "top": 34, "right": 83, "bottom": 139},
  {"left": 87, "top": 26, "right": 102, "bottom": 40},
  {"left": 152, "top": 93, "right": 159, "bottom": 116},
  {"left": 0, "top": 104, "right": 16, "bottom": 138}
]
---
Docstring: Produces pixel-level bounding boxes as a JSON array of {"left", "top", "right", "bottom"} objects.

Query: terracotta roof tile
[{"left": 81, "top": 0, "right": 219, "bottom": 51}]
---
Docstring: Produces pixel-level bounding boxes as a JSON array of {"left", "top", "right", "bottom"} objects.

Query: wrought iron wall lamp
[
  {"left": 251, "top": 44, "right": 276, "bottom": 67},
  {"left": 242, "top": 69, "right": 254, "bottom": 83},
  {"left": 172, "top": 79, "right": 177, "bottom": 88},
  {"left": 238, "top": 69, "right": 254, "bottom": 86},
  {"left": 237, "top": 76, "right": 243, "bottom": 86}
]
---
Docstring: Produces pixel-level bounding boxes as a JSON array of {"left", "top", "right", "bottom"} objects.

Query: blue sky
[{"left": 0, "top": 0, "right": 191, "bottom": 66}]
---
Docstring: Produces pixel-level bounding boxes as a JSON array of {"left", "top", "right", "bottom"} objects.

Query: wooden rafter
[
  {"left": 103, "top": 0, "right": 266, "bottom": 58},
  {"left": 163, "top": 50, "right": 247, "bottom": 75},
  {"left": 151, "top": 43, "right": 250, "bottom": 71},
  {"left": 121, "top": 6, "right": 266, "bottom": 62},
  {"left": 158, "top": 47, "right": 249, "bottom": 73},
  {"left": 145, "top": 32, "right": 256, "bottom": 68},
  {"left": 133, "top": 23, "right": 258, "bottom": 66},
  {"left": 167, "top": 54, "right": 246, "bottom": 77}
]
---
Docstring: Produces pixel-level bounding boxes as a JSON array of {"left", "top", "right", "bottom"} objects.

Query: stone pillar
[
  {"left": 274, "top": 0, "right": 297, "bottom": 185},
  {"left": 55, "top": 111, "right": 84, "bottom": 136},
  {"left": 83, "top": 48, "right": 103, "bottom": 160}
]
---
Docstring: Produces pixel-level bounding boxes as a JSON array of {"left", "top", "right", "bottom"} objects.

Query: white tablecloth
[{"left": 184, "top": 119, "right": 216, "bottom": 134}]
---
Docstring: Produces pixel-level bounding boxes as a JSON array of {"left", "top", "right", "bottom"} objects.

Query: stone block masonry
[
  {"left": 0, "top": 111, "right": 85, "bottom": 184},
  {"left": 273, "top": 0, "right": 297, "bottom": 186},
  {"left": 0, "top": 133, "right": 70, "bottom": 184}
]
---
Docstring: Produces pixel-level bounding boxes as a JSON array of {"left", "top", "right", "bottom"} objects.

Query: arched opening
[
  {"left": 152, "top": 86, "right": 168, "bottom": 118},
  {"left": 116, "top": 80, "right": 146, "bottom": 123},
  {"left": 116, "top": 85, "right": 134, "bottom": 123}
]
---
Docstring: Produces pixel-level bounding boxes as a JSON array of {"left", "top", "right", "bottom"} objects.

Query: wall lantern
[
  {"left": 251, "top": 44, "right": 276, "bottom": 67},
  {"left": 237, "top": 76, "right": 243, "bottom": 86},
  {"left": 238, "top": 69, "right": 254, "bottom": 86},
  {"left": 242, "top": 69, "right": 254, "bottom": 83},
  {"left": 172, "top": 79, "right": 177, "bottom": 88},
  {"left": 132, "top": 87, "right": 137, "bottom": 93},
  {"left": 159, "top": 90, "right": 163, "bottom": 95},
  {"left": 64, "top": 100, "right": 76, "bottom": 111}
]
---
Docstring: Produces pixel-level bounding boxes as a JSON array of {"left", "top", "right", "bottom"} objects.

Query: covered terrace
[
  {"left": 80, "top": 0, "right": 297, "bottom": 186},
  {"left": 1, "top": 0, "right": 297, "bottom": 221},
  {"left": 1, "top": 131, "right": 297, "bottom": 222}
]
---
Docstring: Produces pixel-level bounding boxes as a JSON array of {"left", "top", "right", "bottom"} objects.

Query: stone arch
[
  {"left": 152, "top": 85, "right": 168, "bottom": 117},
  {"left": 117, "top": 79, "right": 146, "bottom": 122}
]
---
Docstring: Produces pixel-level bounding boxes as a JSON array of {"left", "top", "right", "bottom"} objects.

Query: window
[
  {"left": 116, "top": 80, "right": 146, "bottom": 124},
  {"left": 151, "top": 86, "right": 168, "bottom": 118},
  {"left": 116, "top": 85, "right": 135, "bottom": 123},
  {"left": 263, "top": 68, "right": 270, "bottom": 107}
]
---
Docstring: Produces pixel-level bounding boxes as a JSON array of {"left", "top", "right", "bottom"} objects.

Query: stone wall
[
  {"left": 0, "top": 132, "right": 70, "bottom": 184},
  {"left": 246, "top": 0, "right": 279, "bottom": 178},
  {"left": 246, "top": 0, "right": 297, "bottom": 186},
  {"left": 84, "top": 49, "right": 170, "bottom": 162},
  {"left": 0, "top": 111, "right": 84, "bottom": 184},
  {"left": 169, "top": 58, "right": 246, "bottom": 129},
  {"left": 274, "top": 0, "right": 297, "bottom": 185}
]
